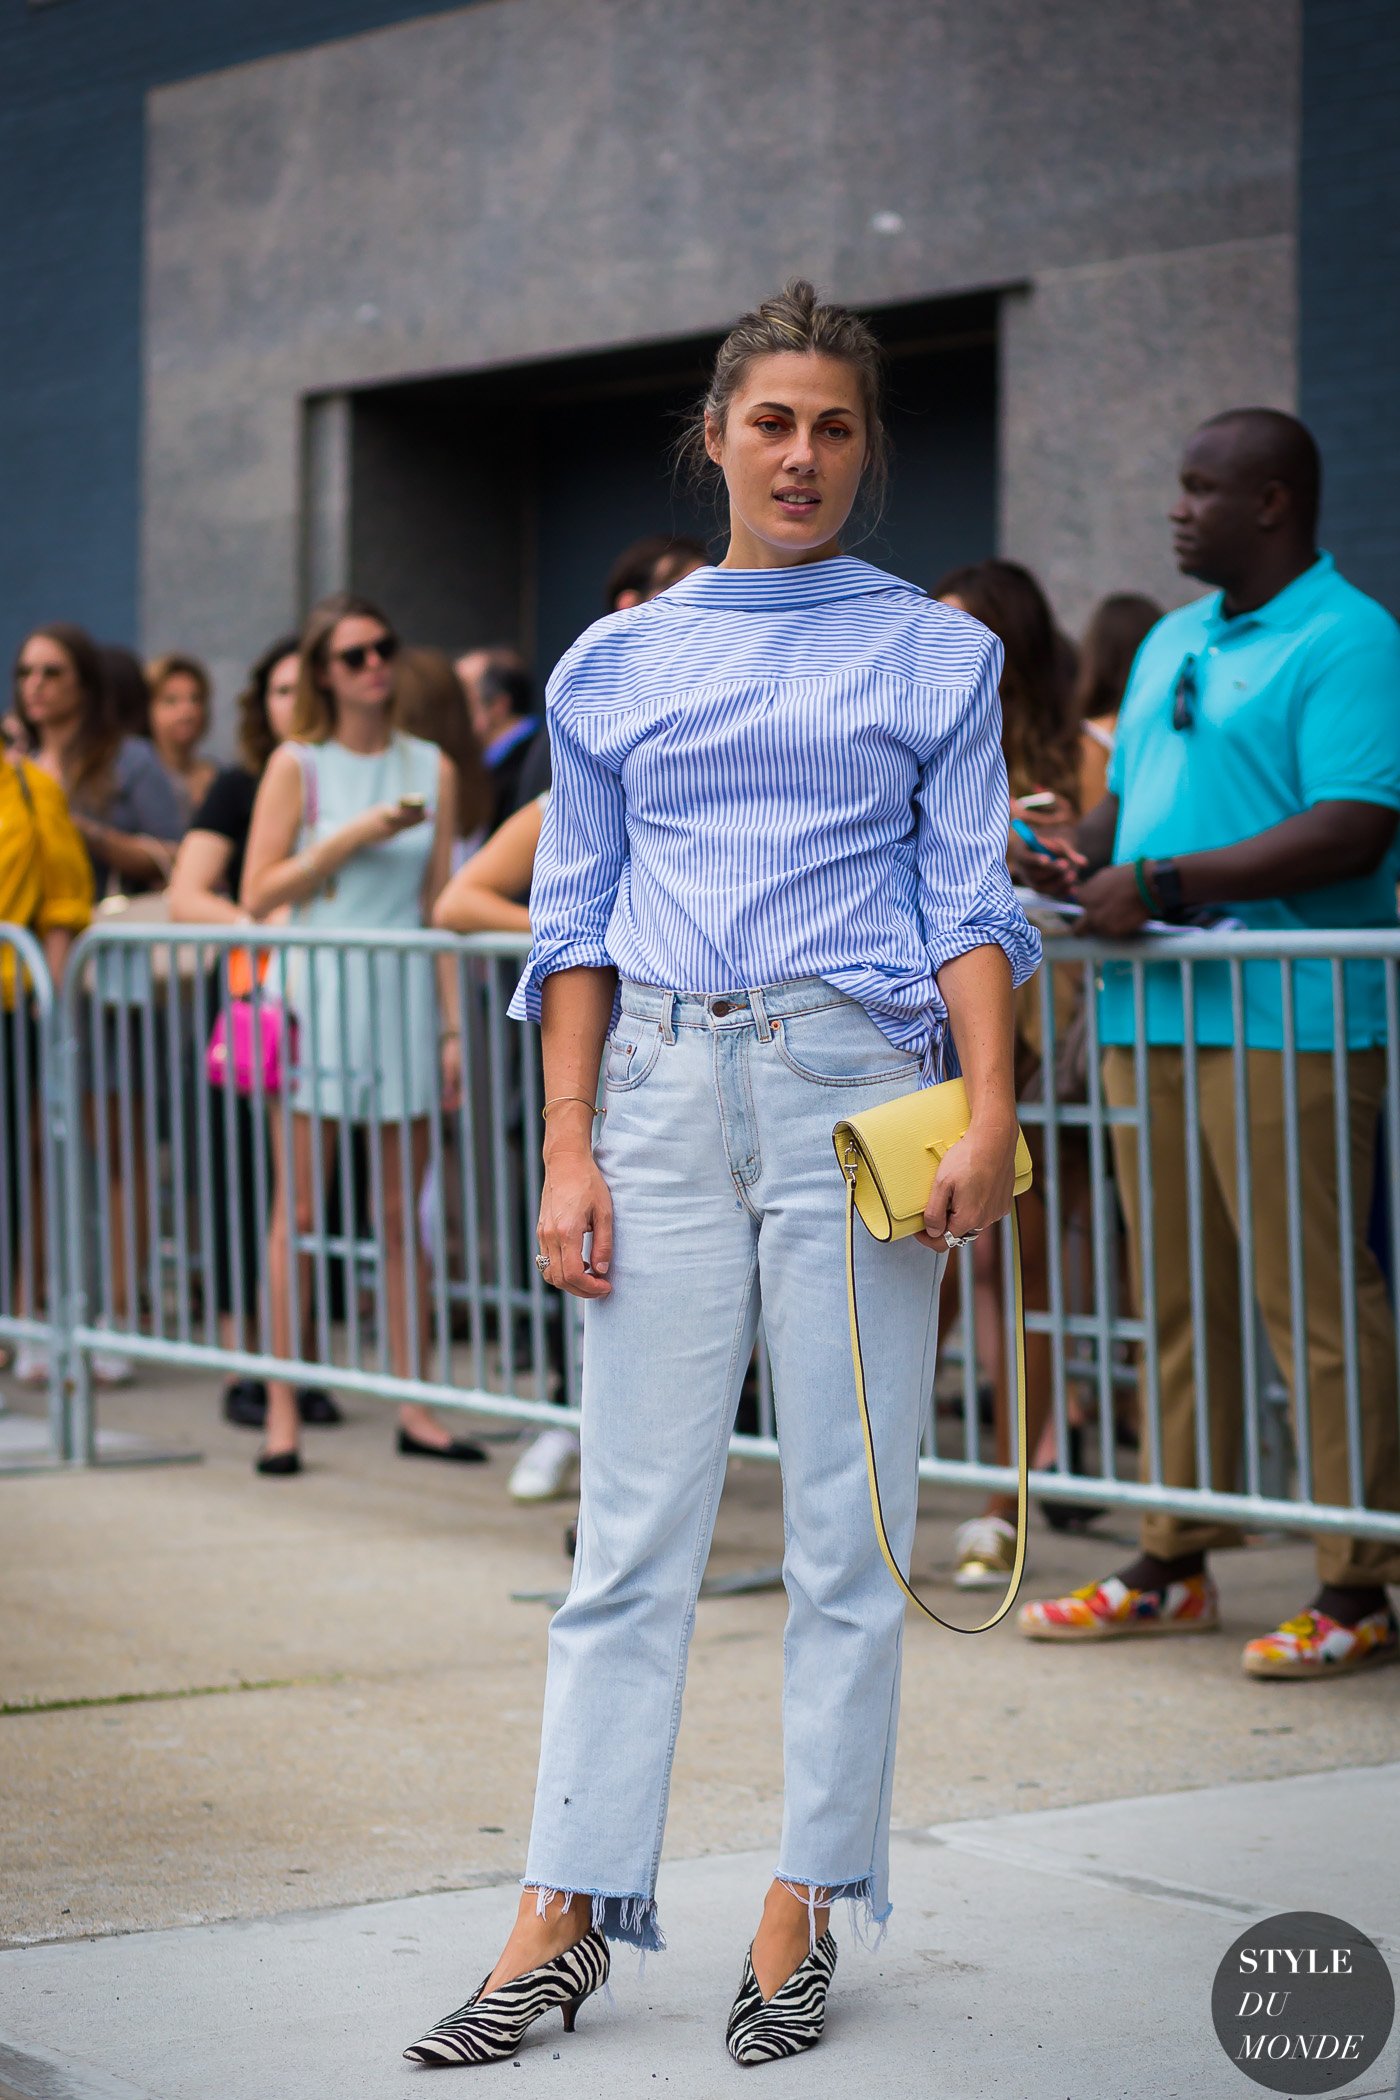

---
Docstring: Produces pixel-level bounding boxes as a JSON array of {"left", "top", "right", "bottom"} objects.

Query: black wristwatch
[{"left": 1147, "top": 858, "right": 1185, "bottom": 920}]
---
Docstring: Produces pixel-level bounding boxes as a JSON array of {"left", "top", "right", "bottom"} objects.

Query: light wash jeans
[{"left": 522, "top": 977, "right": 946, "bottom": 1955}]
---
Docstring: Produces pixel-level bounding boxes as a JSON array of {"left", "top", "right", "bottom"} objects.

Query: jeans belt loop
[
  {"left": 659, "top": 989, "right": 676, "bottom": 1045},
  {"left": 749, "top": 985, "right": 773, "bottom": 1042}
]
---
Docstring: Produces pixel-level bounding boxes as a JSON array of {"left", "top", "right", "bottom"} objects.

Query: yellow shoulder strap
[{"left": 844, "top": 1176, "right": 1028, "bottom": 1633}]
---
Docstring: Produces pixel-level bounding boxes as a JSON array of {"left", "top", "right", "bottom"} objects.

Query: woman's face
[
  {"left": 14, "top": 633, "right": 82, "bottom": 732},
  {"left": 705, "top": 351, "right": 867, "bottom": 564},
  {"left": 149, "top": 672, "right": 207, "bottom": 757},
  {"left": 263, "top": 652, "right": 300, "bottom": 746},
  {"left": 321, "top": 615, "right": 397, "bottom": 716}
]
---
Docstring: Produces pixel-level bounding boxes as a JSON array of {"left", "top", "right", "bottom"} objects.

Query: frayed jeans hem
[
  {"left": 775, "top": 1873, "right": 891, "bottom": 1953},
  {"left": 520, "top": 1881, "right": 667, "bottom": 1954}
]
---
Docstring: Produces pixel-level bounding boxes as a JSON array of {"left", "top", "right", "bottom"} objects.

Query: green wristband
[{"left": 1132, "top": 858, "right": 1159, "bottom": 914}]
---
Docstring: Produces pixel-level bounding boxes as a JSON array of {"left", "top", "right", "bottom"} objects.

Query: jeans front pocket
[
  {"left": 604, "top": 1016, "right": 664, "bottom": 1093},
  {"left": 772, "top": 1002, "right": 922, "bottom": 1088}
]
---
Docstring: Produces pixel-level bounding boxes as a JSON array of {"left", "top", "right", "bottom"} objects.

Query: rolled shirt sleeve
[
  {"left": 916, "top": 635, "right": 1042, "bottom": 987},
  {"left": 508, "top": 666, "right": 627, "bottom": 1023}
]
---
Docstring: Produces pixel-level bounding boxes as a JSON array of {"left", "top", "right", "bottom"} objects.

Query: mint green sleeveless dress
[{"left": 283, "top": 733, "right": 440, "bottom": 1122}]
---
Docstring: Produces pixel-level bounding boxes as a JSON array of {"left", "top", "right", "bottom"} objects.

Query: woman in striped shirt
[{"left": 406, "top": 283, "right": 1039, "bottom": 2071}]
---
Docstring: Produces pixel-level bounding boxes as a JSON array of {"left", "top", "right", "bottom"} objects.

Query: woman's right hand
[
  {"left": 536, "top": 1138, "right": 613, "bottom": 1299},
  {"left": 352, "top": 800, "right": 429, "bottom": 850}
]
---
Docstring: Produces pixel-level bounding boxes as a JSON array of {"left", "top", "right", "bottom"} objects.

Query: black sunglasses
[
  {"left": 332, "top": 633, "right": 399, "bottom": 671},
  {"left": 1171, "top": 653, "right": 1199, "bottom": 732}
]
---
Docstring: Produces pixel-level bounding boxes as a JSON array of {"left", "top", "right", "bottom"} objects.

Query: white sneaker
[
  {"left": 953, "top": 1514, "right": 1018, "bottom": 1590},
  {"left": 13, "top": 1342, "right": 50, "bottom": 1387},
  {"left": 508, "top": 1427, "right": 580, "bottom": 1502},
  {"left": 90, "top": 1340, "right": 134, "bottom": 1387}
]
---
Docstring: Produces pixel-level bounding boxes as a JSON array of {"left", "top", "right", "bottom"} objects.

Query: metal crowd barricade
[
  {"left": 10, "top": 915, "right": 1400, "bottom": 1555},
  {"left": 0, "top": 924, "right": 69, "bottom": 1463},
  {"left": 934, "top": 923, "right": 1400, "bottom": 1547},
  {"left": 55, "top": 922, "right": 587, "bottom": 1463}
]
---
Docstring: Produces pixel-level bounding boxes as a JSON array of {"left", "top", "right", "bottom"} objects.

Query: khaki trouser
[{"left": 1103, "top": 1046, "right": 1400, "bottom": 1586}]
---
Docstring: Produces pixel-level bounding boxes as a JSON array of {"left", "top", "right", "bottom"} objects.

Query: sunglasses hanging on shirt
[{"left": 1171, "top": 653, "right": 1199, "bottom": 732}]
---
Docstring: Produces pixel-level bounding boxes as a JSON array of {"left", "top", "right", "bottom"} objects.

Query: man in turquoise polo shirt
[{"left": 1015, "top": 408, "right": 1400, "bottom": 1680}]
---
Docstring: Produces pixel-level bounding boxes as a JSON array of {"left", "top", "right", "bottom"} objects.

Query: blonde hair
[
  {"left": 678, "top": 278, "right": 889, "bottom": 513},
  {"left": 291, "top": 592, "right": 398, "bottom": 743}
]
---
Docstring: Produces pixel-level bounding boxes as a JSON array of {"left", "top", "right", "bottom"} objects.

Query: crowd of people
[
  {"left": 0, "top": 531, "right": 707, "bottom": 1507},
  {"left": 3, "top": 406, "right": 1399, "bottom": 1683}
]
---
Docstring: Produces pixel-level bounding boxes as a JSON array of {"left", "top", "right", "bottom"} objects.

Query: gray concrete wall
[{"left": 142, "top": 0, "right": 1300, "bottom": 725}]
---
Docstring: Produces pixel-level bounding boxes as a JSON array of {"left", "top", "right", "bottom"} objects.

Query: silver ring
[
  {"left": 945, "top": 1230, "right": 980, "bottom": 1250},
  {"left": 534, "top": 1253, "right": 551, "bottom": 1274}
]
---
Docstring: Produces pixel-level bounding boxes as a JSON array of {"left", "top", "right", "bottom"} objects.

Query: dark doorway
[{"left": 345, "top": 294, "right": 997, "bottom": 680}]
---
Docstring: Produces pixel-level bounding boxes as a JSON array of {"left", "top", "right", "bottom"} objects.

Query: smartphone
[
  {"left": 1010, "top": 816, "right": 1063, "bottom": 859},
  {"left": 1018, "top": 790, "right": 1058, "bottom": 812},
  {"left": 397, "top": 792, "right": 427, "bottom": 813}
]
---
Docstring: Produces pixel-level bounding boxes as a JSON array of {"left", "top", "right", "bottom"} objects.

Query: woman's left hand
[
  {"left": 917, "top": 1117, "right": 1018, "bottom": 1252},
  {"left": 440, "top": 1034, "right": 463, "bottom": 1114}
]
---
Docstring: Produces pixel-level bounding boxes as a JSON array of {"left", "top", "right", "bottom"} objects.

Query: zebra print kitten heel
[
  {"left": 725, "top": 1929, "right": 838, "bottom": 2066},
  {"left": 404, "top": 1927, "right": 610, "bottom": 2067}
]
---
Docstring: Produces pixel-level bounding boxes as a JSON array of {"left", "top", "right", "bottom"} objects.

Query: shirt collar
[
  {"left": 1203, "top": 551, "right": 1335, "bottom": 636},
  {"left": 661, "top": 554, "right": 919, "bottom": 612}
]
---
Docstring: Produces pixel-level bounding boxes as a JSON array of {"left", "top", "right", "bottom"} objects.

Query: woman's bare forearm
[
  {"left": 539, "top": 966, "right": 617, "bottom": 1160},
  {"left": 935, "top": 943, "right": 1016, "bottom": 1132}
]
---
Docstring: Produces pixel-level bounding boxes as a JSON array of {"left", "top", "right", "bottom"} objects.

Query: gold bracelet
[{"left": 541, "top": 1095, "right": 602, "bottom": 1119}]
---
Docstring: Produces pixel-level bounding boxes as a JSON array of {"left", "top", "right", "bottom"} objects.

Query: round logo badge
[{"left": 1212, "top": 1911, "right": 1395, "bottom": 2093}]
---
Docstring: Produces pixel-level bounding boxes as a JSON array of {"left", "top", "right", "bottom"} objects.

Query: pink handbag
[
  {"left": 204, "top": 746, "right": 317, "bottom": 1097},
  {"left": 205, "top": 952, "right": 297, "bottom": 1096},
  {"left": 206, "top": 996, "right": 296, "bottom": 1095}
]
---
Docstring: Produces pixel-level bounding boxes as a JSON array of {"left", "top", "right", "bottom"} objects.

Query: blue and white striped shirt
[{"left": 509, "top": 555, "right": 1040, "bottom": 1062}]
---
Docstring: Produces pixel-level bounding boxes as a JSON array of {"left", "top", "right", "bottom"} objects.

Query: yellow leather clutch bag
[{"left": 832, "top": 1077, "right": 1033, "bottom": 1634}]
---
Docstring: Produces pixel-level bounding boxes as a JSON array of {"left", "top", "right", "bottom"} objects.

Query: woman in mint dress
[{"left": 242, "top": 593, "right": 483, "bottom": 1474}]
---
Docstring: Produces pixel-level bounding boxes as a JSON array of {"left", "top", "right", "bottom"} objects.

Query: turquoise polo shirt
[{"left": 1099, "top": 554, "right": 1400, "bottom": 1051}]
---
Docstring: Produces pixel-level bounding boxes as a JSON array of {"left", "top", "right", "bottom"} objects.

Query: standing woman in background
[
  {"left": 406, "top": 280, "right": 1037, "bottom": 2070},
  {"left": 240, "top": 593, "right": 485, "bottom": 1476},
  {"left": 1071, "top": 592, "right": 1162, "bottom": 812},
  {"left": 167, "top": 635, "right": 339, "bottom": 1434},
  {"left": 13, "top": 624, "right": 183, "bottom": 1383},
  {"left": 147, "top": 652, "right": 218, "bottom": 828},
  {"left": 932, "top": 560, "right": 1082, "bottom": 1592},
  {"left": 0, "top": 725, "right": 92, "bottom": 1386},
  {"left": 14, "top": 625, "right": 181, "bottom": 897}
]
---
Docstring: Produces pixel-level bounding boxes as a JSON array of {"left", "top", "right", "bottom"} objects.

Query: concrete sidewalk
[{"left": 1, "top": 1764, "right": 1397, "bottom": 2100}]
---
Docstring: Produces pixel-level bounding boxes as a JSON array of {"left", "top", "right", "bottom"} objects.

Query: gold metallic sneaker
[{"left": 953, "top": 1515, "right": 1017, "bottom": 1591}]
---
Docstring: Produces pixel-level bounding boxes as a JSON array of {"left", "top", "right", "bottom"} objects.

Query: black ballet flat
[
  {"left": 297, "top": 1385, "right": 343, "bottom": 1426},
  {"left": 223, "top": 1378, "right": 268, "bottom": 1429},
  {"left": 255, "top": 1449, "right": 302, "bottom": 1476},
  {"left": 396, "top": 1427, "right": 489, "bottom": 1464}
]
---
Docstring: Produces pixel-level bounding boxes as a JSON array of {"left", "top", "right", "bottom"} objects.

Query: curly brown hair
[
  {"left": 934, "top": 560, "right": 1081, "bottom": 810},
  {"left": 12, "top": 622, "right": 122, "bottom": 813},
  {"left": 233, "top": 634, "right": 300, "bottom": 775}
]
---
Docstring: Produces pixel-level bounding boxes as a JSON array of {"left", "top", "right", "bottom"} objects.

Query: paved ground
[
  {"left": 1, "top": 1769, "right": 1397, "bottom": 2099},
  {"left": 1, "top": 1364, "right": 1397, "bottom": 2096}
]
